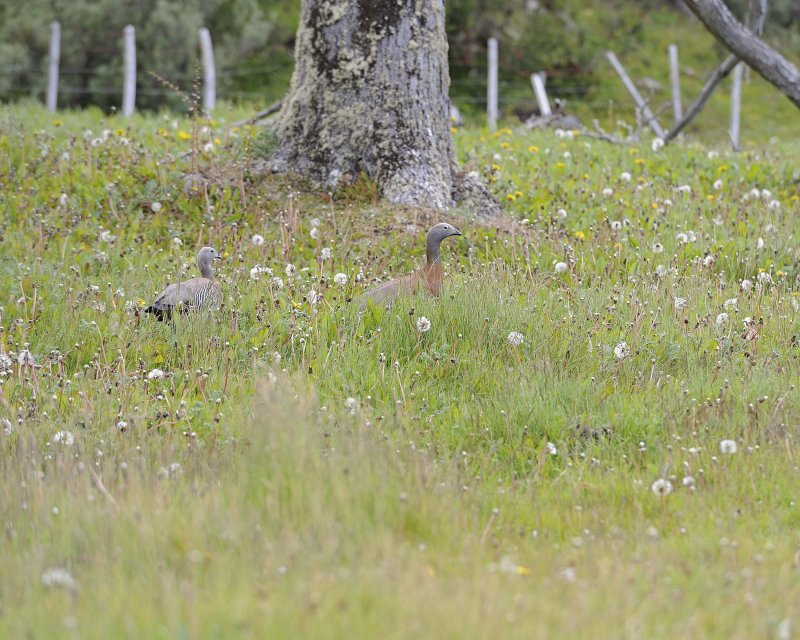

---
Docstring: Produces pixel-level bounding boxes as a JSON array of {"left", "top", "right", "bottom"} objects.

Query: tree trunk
[
  {"left": 682, "top": 0, "right": 800, "bottom": 108},
  {"left": 271, "top": 0, "right": 480, "bottom": 211}
]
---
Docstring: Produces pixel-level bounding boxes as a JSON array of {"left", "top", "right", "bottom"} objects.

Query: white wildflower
[
  {"left": 703, "top": 255, "right": 715, "bottom": 267},
  {"left": 614, "top": 341, "right": 629, "bottom": 360},
  {"left": 676, "top": 185, "right": 692, "bottom": 195},
  {"left": 507, "top": 331, "right": 524, "bottom": 347},
  {"left": 1, "top": 418, "right": 13, "bottom": 435},
  {"left": 713, "top": 179, "right": 723, "bottom": 190},
  {"left": 619, "top": 171, "right": 632, "bottom": 182},
  {"left": 546, "top": 442, "right": 557, "bottom": 456},
  {"left": 748, "top": 188, "right": 761, "bottom": 200},
  {"left": 202, "top": 142, "right": 214, "bottom": 154},
  {"left": 271, "top": 276, "right": 284, "bottom": 289},
  {"left": 651, "top": 478, "right": 673, "bottom": 496},
  {"left": 251, "top": 234, "right": 265, "bottom": 246},
  {"left": 715, "top": 312, "right": 729, "bottom": 326},
  {"left": 707, "top": 150, "right": 719, "bottom": 159},
  {"left": 682, "top": 476, "right": 695, "bottom": 487},
  {"left": 674, "top": 297, "right": 687, "bottom": 311},
  {"left": 345, "top": 397, "right": 357, "bottom": 415},
  {"left": 333, "top": 273, "right": 348, "bottom": 287},
  {"left": 756, "top": 237, "right": 764, "bottom": 251},
  {"left": 285, "top": 263, "right": 296, "bottom": 277},
  {"left": 0, "top": 353, "right": 12, "bottom": 370},
  {"left": 651, "top": 137, "right": 664, "bottom": 152},
  {"left": 761, "top": 189, "right": 772, "bottom": 200},
  {"left": 41, "top": 568, "right": 77, "bottom": 591},
  {"left": 150, "top": 201, "right": 162, "bottom": 213},
  {"left": 758, "top": 272, "right": 772, "bottom": 285},
  {"left": 554, "top": 262, "right": 568, "bottom": 274},
  {"left": 556, "top": 208, "right": 568, "bottom": 219},
  {"left": 719, "top": 439, "right": 737, "bottom": 454},
  {"left": 652, "top": 242, "right": 664, "bottom": 254},
  {"left": 655, "top": 264, "right": 670, "bottom": 279},
  {"left": 320, "top": 247, "right": 332, "bottom": 260},
  {"left": 310, "top": 217, "right": 321, "bottom": 228},
  {"left": 17, "top": 349, "right": 34, "bottom": 366},
  {"left": 307, "top": 290, "right": 319, "bottom": 305},
  {"left": 99, "top": 230, "right": 115, "bottom": 243},
  {"left": 724, "top": 298, "right": 738, "bottom": 310},
  {"left": 310, "top": 227, "right": 320, "bottom": 240},
  {"left": 676, "top": 232, "right": 688, "bottom": 244},
  {"left": 416, "top": 316, "right": 432, "bottom": 333},
  {"left": 250, "top": 266, "right": 264, "bottom": 280},
  {"left": 602, "top": 187, "right": 614, "bottom": 197},
  {"left": 53, "top": 431, "right": 75, "bottom": 446},
  {"left": 663, "top": 198, "right": 673, "bottom": 207},
  {"left": 610, "top": 220, "right": 622, "bottom": 231},
  {"left": 59, "top": 193, "right": 68, "bottom": 206},
  {"left": 172, "top": 237, "right": 182, "bottom": 246},
  {"left": 147, "top": 368, "right": 165, "bottom": 380},
  {"left": 769, "top": 199, "right": 780, "bottom": 210},
  {"left": 741, "top": 279, "right": 753, "bottom": 291}
]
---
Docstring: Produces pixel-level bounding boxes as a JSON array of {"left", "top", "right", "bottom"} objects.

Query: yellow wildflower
[
  {"left": 177, "top": 131, "right": 192, "bottom": 141},
  {"left": 575, "top": 230, "right": 585, "bottom": 240},
  {"left": 528, "top": 145, "right": 539, "bottom": 153},
  {"left": 53, "top": 119, "right": 63, "bottom": 127},
  {"left": 500, "top": 142, "right": 511, "bottom": 149},
  {"left": 450, "top": 127, "right": 458, "bottom": 134},
  {"left": 506, "top": 194, "right": 516, "bottom": 201}
]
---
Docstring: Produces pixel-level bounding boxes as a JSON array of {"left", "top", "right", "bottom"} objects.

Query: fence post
[
  {"left": 46, "top": 21, "right": 61, "bottom": 112},
  {"left": 605, "top": 51, "right": 666, "bottom": 139},
  {"left": 668, "top": 44, "right": 682, "bottom": 123},
  {"left": 198, "top": 28, "right": 216, "bottom": 114},
  {"left": 530, "top": 72, "right": 551, "bottom": 116},
  {"left": 487, "top": 37, "right": 498, "bottom": 132},
  {"left": 122, "top": 25, "right": 136, "bottom": 117},
  {"left": 730, "top": 62, "right": 743, "bottom": 151}
]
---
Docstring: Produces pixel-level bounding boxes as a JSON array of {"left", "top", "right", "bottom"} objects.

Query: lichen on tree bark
[{"left": 271, "top": 0, "right": 497, "bottom": 214}]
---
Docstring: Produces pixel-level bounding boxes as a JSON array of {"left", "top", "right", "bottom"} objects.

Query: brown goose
[
  {"left": 362, "top": 223, "right": 462, "bottom": 306},
  {"left": 145, "top": 246, "right": 222, "bottom": 321}
]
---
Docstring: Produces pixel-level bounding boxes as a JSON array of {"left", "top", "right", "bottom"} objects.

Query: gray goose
[
  {"left": 145, "top": 246, "right": 222, "bottom": 321},
  {"left": 362, "top": 223, "right": 462, "bottom": 306}
]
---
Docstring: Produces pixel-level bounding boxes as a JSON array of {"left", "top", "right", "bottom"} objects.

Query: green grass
[{"left": 1, "top": 102, "right": 800, "bottom": 638}]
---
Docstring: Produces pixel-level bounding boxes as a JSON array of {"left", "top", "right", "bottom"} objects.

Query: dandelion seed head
[
  {"left": 416, "top": 316, "right": 432, "bottom": 333},
  {"left": 333, "top": 273, "right": 348, "bottom": 287},
  {"left": 720, "top": 439, "right": 737, "bottom": 454},
  {"left": 507, "top": 331, "right": 524, "bottom": 347},
  {"left": 651, "top": 478, "right": 673, "bottom": 496},
  {"left": 53, "top": 430, "right": 75, "bottom": 446},
  {"left": 651, "top": 137, "right": 664, "bottom": 152},
  {"left": 715, "top": 312, "right": 729, "bottom": 327},
  {"left": 251, "top": 234, "right": 265, "bottom": 246},
  {"left": 147, "top": 368, "right": 165, "bottom": 380},
  {"left": 555, "top": 262, "right": 568, "bottom": 274},
  {"left": 614, "top": 341, "right": 629, "bottom": 360}
]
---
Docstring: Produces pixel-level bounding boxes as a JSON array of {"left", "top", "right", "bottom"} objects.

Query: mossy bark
[{"left": 272, "top": 0, "right": 497, "bottom": 214}]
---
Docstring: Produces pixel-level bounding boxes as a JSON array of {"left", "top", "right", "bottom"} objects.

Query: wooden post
[
  {"left": 122, "top": 25, "right": 136, "bottom": 117},
  {"left": 668, "top": 44, "right": 682, "bottom": 123},
  {"left": 487, "top": 37, "right": 498, "bottom": 131},
  {"left": 198, "top": 28, "right": 216, "bottom": 114},
  {"left": 46, "top": 21, "right": 61, "bottom": 112},
  {"left": 730, "top": 61, "right": 743, "bottom": 151},
  {"left": 605, "top": 51, "right": 666, "bottom": 139},
  {"left": 530, "top": 72, "right": 551, "bottom": 116}
]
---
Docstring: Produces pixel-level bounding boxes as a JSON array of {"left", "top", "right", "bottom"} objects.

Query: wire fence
[{"left": 0, "top": 22, "right": 617, "bottom": 117}]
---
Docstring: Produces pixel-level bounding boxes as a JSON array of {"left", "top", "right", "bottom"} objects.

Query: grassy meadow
[{"left": 1, "top": 102, "right": 800, "bottom": 638}]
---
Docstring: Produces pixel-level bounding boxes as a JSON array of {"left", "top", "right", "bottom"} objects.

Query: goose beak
[{"left": 452, "top": 227, "right": 462, "bottom": 236}]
